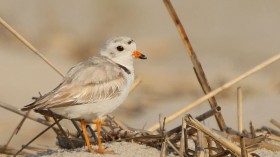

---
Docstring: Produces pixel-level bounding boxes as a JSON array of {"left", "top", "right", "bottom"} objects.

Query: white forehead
[
  {"left": 99, "top": 36, "right": 136, "bottom": 57},
  {"left": 105, "top": 36, "right": 133, "bottom": 46}
]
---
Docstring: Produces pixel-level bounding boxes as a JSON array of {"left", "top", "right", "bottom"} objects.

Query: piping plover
[{"left": 21, "top": 36, "right": 147, "bottom": 153}]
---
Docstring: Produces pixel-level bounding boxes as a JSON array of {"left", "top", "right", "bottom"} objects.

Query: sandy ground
[
  {"left": 0, "top": 1, "right": 280, "bottom": 156},
  {"left": 1, "top": 141, "right": 279, "bottom": 157},
  {"left": 253, "top": 149, "right": 280, "bottom": 157},
  {"left": 25, "top": 142, "right": 177, "bottom": 157}
]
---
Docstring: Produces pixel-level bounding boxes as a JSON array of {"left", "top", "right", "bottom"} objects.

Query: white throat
[{"left": 111, "top": 55, "right": 134, "bottom": 72}]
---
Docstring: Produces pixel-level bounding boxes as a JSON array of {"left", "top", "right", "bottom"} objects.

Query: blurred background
[{"left": 0, "top": 0, "right": 280, "bottom": 149}]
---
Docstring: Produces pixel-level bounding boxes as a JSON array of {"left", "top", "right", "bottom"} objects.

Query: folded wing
[{"left": 21, "top": 57, "right": 126, "bottom": 111}]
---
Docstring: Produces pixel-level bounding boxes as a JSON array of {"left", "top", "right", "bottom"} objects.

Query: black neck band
[{"left": 117, "top": 63, "right": 131, "bottom": 74}]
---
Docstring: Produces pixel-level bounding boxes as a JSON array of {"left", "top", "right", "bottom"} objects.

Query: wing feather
[{"left": 21, "top": 57, "right": 126, "bottom": 111}]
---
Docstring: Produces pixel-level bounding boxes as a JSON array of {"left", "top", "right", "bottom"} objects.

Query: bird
[{"left": 21, "top": 36, "right": 147, "bottom": 153}]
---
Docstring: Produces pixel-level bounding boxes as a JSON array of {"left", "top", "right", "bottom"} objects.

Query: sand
[
  {"left": 253, "top": 149, "right": 280, "bottom": 157},
  {"left": 24, "top": 142, "right": 177, "bottom": 157},
  {"left": 1, "top": 141, "right": 279, "bottom": 157}
]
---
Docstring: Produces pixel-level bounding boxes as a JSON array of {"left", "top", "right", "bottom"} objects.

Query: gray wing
[{"left": 22, "top": 57, "right": 126, "bottom": 110}]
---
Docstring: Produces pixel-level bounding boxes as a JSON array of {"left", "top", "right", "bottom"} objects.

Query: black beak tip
[{"left": 140, "top": 54, "right": 147, "bottom": 59}]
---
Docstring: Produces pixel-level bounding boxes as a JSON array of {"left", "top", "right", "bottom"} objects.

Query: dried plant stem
[
  {"left": 240, "top": 136, "right": 248, "bottom": 157},
  {"left": 107, "top": 114, "right": 128, "bottom": 130},
  {"left": 206, "top": 137, "right": 213, "bottom": 156},
  {"left": 162, "top": 0, "right": 226, "bottom": 131},
  {"left": 15, "top": 111, "right": 30, "bottom": 134},
  {"left": 261, "top": 126, "right": 280, "bottom": 136},
  {"left": 159, "top": 116, "right": 167, "bottom": 157},
  {"left": 0, "top": 17, "right": 64, "bottom": 77},
  {"left": 237, "top": 87, "right": 243, "bottom": 132},
  {"left": 130, "top": 78, "right": 141, "bottom": 93},
  {"left": 0, "top": 101, "right": 48, "bottom": 126},
  {"left": 148, "top": 53, "right": 280, "bottom": 132},
  {"left": 23, "top": 145, "right": 51, "bottom": 152},
  {"left": 159, "top": 114, "right": 164, "bottom": 134},
  {"left": 160, "top": 137, "right": 167, "bottom": 157},
  {"left": 249, "top": 121, "right": 257, "bottom": 138},
  {"left": 270, "top": 119, "right": 280, "bottom": 130},
  {"left": 162, "top": 0, "right": 194, "bottom": 55},
  {"left": 49, "top": 110, "right": 75, "bottom": 149},
  {"left": 166, "top": 138, "right": 184, "bottom": 157},
  {"left": 196, "top": 106, "right": 221, "bottom": 122},
  {"left": 0, "top": 145, "right": 29, "bottom": 156},
  {"left": 185, "top": 115, "right": 253, "bottom": 157},
  {"left": 246, "top": 135, "right": 266, "bottom": 146},
  {"left": 179, "top": 118, "right": 186, "bottom": 154},
  {"left": 267, "top": 134, "right": 280, "bottom": 142},
  {"left": 214, "top": 141, "right": 225, "bottom": 155},
  {"left": 0, "top": 101, "right": 76, "bottom": 136},
  {"left": 167, "top": 106, "right": 221, "bottom": 136},
  {"left": 259, "top": 142, "right": 280, "bottom": 151},
  {"left": 196, "top": 131, "right": 205, "bottom": 157},
  {"left": 14, "top": 119, "right": 61, "bottom": 156},
  {"left": 2, "top": 111, "right": 30, "bottom": 152}
]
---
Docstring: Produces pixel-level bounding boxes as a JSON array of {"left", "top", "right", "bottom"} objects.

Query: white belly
[{"left": 51, "top": 72, "right": 134, "bottom": 121}]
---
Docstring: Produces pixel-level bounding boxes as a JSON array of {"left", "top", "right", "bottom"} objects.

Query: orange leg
[
  {"left": 96, "top": 119, "right": 104, "bottom": 154},
  {"left": 80, "top": 119, "right": 93, "bottom": 153}
]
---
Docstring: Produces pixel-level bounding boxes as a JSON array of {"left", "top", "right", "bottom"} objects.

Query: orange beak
[{"left": 132, "top": 51, "right": 147, "bottom": 59}]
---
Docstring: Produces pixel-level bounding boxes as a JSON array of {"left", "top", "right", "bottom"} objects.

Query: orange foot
[{"left": 95, "top": 148, "right": 114, "bottom": 154}]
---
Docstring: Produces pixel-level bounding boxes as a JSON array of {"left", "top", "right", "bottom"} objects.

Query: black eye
[{"left": 116, "top": 46, "right": 124, "bottom": 51}]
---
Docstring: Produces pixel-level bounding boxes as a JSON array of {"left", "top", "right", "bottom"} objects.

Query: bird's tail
[{"left": 21, "top": 102, "right": 36, "bottom": 111}]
